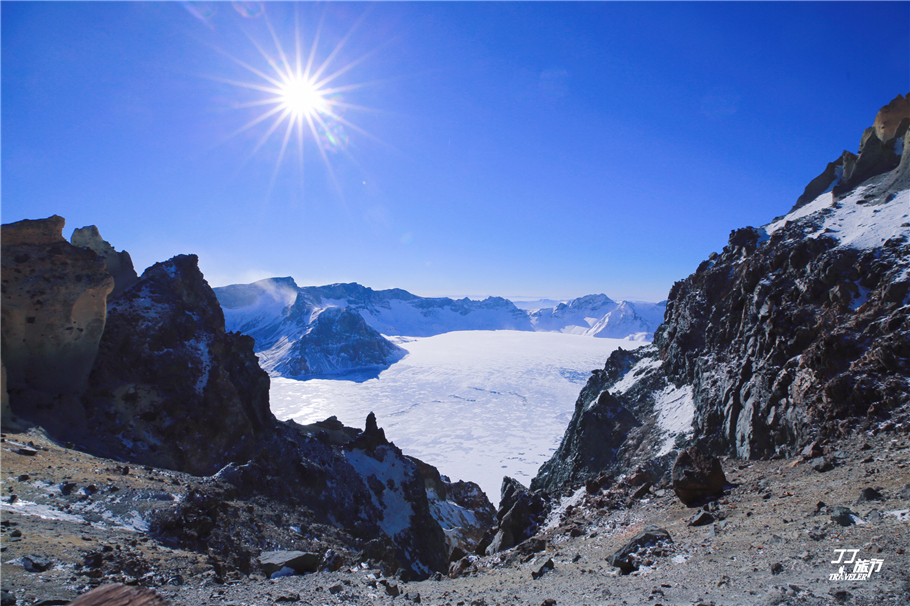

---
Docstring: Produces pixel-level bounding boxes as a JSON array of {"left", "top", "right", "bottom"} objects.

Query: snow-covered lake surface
[{"left": 270, "top": 330, "right": 634, "bottom": 506}]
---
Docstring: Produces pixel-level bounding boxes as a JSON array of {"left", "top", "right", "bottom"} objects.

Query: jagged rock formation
[
  {"left": 482, "top": 477, "right": 550, "bottom": 554},
  {"left": 534, "top": 94, "right": 910, "bottom": 496},
  {"left": 1, "top": 216, "right": 114, "bottom": 433},
  {"left": 82, "top": 254, "right": 273, "bottom": 475},
  {"left": 71, "top": 225, "right": 139, "bottom": 298}
]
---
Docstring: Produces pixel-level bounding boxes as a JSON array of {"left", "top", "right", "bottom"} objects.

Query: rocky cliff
[
  {"left": 1, "top": 216, "right": 114, "bottom": 434},
  {"left": 70, "top": 225, "right": 139, "bottom": 298},
  {"left": 534, "top": 94, "right": 910, "bottom": 495}
]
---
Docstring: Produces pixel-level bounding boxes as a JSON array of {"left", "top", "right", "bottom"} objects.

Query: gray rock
[
  {"left": 608, "top": 526, "right": 672, "bottom": 574},
  {"left": 531, "top": 558, "right": 554, "bottom": 580},
  {"left": 22, "top": 554, "right": 52, "bottom": 572},
  {"left": 688, "top": 510, "right": 715, "bottom": 527},
  {"left": 811, "top": 457, "right": 833, "bottom": 472},
  {"left": 830, "top": 507, "right": 859, "bottom": 527},
  {"left": 857, "top": 487, "right": 884, "bottom": 502}
]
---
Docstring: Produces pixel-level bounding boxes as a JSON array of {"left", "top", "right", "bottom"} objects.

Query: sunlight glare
[{"left": 280, "top": 76, "right": 325, "bottom": 118}]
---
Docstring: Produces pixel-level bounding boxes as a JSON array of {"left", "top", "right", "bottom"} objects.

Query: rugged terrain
[
  {"left": 1, "top": 218, "right": 494, "bottom": 584},
  {"left": 2, "top": 425, "right": 908, "bottom": 605}
]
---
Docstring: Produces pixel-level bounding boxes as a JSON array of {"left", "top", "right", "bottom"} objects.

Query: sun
[
  {"left": 279, "top": 76, "right": 326, "bottom": 118},
  {"left": 211, "top": 6, "right": 382, "bottom": 196}
]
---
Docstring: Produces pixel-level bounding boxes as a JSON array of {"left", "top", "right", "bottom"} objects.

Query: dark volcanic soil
[{"left": 2, "top": 427, "right": 909, "bottom": 606}]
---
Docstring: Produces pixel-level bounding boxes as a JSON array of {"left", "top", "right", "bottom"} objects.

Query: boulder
[
  {"left": 608, "top": 526, "right": 672, "bottom": 574},
  {"left": 671, "top": 447, "right": 727, "bottom": 506}
]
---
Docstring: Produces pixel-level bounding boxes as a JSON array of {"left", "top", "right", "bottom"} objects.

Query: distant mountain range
[{"left": 213, "top": 281, "right": 666, "bottom": 377}]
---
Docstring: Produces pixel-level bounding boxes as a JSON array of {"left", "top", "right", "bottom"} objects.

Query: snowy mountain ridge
[{"left": 214, "top": 281, "right": 665, "bottom": 377}]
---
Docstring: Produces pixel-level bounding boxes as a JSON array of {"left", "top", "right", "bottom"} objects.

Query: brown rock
[
  {"left": 873, "top": 93, "right": 910, "bottom": 143},
  {"left": 67, "top": 583, "right": 168, "bottom": 606},
  {"left": 1, "top": 216, "right": 114, "bottom": 435},
  {"left": 71, "top": 225, "right": 138, "bottom": 299},
  {"left": 671, "top": 447, "right": 727, "bottom": 506}
]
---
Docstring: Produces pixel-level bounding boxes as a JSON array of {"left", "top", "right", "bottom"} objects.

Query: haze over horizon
[{"left": 3, "top": 2, "right": 908, "bottom": 303}]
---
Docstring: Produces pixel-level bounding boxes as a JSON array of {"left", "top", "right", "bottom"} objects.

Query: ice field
[{"left": 269, "top": 330, "right": 636, "bottom": 505}]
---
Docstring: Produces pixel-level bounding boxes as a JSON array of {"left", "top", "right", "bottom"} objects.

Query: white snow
[
  {"left": 0, "top": 499, "right": 85, "bottom": 524},
  {"left": 528, "top": 297, "right": 664, "bottom": 339},
  {"left": 271, "top": 331, "right": 630, "bottom": 506},
  {"left": 610, "top": 356, "right": 663, "bottom": 395},
  {"left": 653, "top": 383, "right": 695, "bottom": 456},
  {"left": 764, "top": 186, "right": 910, "bottom": 251},
  {"left": 344, "top": 446, "right": 414, "bottom": 538},
  {"left": 541, "top": 486, "right": 588, "bottom": 532}
]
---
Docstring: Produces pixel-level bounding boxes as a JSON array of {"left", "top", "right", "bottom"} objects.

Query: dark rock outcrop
[
  {"left": 83, "top": 254, "right": 272, "bottom": 476},
  {"left": 671, "top": 447, "right": 727, "bottom": 506},
  {"left": 1, "top": 216, "right": 114, "bottom": 433},
  {"left": 484, "top": 477, "right": 549, "bottom": 554},
  {"left": 531, "top": 356, "right": 643, "bottom": 493}
]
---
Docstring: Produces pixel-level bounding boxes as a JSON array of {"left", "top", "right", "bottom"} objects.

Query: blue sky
[{"left": 3, "top": 2, "right": 908, "bottom": 302}]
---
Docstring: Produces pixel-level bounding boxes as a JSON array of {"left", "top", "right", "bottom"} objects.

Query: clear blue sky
[{"left": 3, "top": 2, "right": 908, "bottom": 302}]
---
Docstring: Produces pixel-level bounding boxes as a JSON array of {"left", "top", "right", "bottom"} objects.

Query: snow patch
[
  {"left": 764, "top": 186, "right": 909, "bottom": 251},
  {"left": 542, "top": 486, "right": 588, "bottom": 532},
  {"left": 653, "top": 384, "right": 695, "bottom": 456},
  {"left": 344, "top": 447, "right": 415, "bottom": 539},
  {"left": 610, "top": 356, "right": 662, "bottom": 395}
]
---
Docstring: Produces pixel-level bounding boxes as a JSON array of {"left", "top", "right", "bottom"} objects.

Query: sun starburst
[{"left": 212, "top": 6, "right": 384, "bottom": 197}]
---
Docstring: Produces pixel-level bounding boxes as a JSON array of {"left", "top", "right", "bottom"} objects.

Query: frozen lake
[{"left": 270, "top": 330, "right": 636, "bottom": 506}]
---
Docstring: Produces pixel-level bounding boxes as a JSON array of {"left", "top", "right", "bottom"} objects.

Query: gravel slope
[{"left": 2, "top": 428, "right": 909, "bottom": 606}]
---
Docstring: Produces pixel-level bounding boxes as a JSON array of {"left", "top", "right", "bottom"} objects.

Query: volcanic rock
[
  {"left": 857, "top": 487, "right": 884, "bottom": 502},
  {"left": 485, "top": 478, "right": 549, "bottom": 554},
  {"left": 671, "top": 447, "right": 727, "bottom": 506},
  {"left": 83, "top": 254, "right": 272, "bottom": 475}
]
